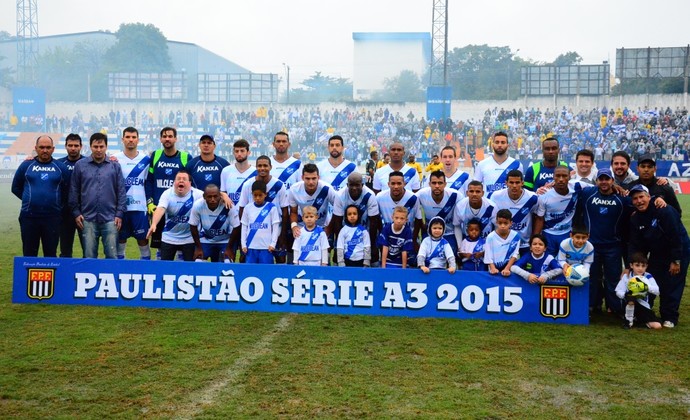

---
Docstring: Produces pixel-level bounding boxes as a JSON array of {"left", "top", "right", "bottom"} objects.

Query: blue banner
[
  {"left": 12, "top": 257, "right": 588, "bottom": 325},
  {"left": 12, "top": 87, "right": 46, "bottom": 120},
  {"left": 426, "top": 86, "right": 452, "bottom": 121}
]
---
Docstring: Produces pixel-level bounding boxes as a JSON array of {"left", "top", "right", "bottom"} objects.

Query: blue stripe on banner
[{"left": 12, "top": 256, "right": 590, "bottom": 325}]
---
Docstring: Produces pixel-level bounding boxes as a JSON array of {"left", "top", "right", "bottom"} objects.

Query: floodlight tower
[
  {"left": 429, "top": 0, "right": 448, "bottom": 87},
  {"left": 17, "top": 0, "right": 39, "bottom": 86}
]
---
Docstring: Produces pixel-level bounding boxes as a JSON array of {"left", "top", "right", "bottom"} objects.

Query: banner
[
  {"left": 12, "top": 257, "right": 588, "bottom": 325},
  {"left": 426, "top": 86, "right": 452, "bottom": 122}
]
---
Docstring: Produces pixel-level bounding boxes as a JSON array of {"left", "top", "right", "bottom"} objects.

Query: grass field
[{"left": 1, "top": 184, "right": 689, "bottom": 418}]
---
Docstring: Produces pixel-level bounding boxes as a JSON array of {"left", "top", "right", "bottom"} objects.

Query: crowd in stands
[{"left": 2, "top": 105, "right": 689, "bottom": 165}]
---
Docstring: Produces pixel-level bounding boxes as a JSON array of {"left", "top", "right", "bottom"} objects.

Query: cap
[
  {"left": 629, "top": 184, "right": 650, "bottom": 195},
  {"left": 199, "top": 134, "right": 215, "bottom": 144},
  {"left": 596, "top": 168, "right": 613, "bottom": 179},
  {"left": 638, "top": 153, "right": 656, "bottom": 166}
]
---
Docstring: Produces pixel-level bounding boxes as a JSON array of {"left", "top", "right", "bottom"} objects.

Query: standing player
[
  {"left": 147, "top": 169, "right": 203, "bottom": 261},
  {"left": 372, "top": 142, "right": 421, "bottom": 193},
  {"left": 188, "top": 134, "right": 230, "bottom": 191},
  {"left": 415, "top": 170, "right": 462, "bottom": 255},
  {"left": 523, "top": 137, "right": 568, "bottom": 192},
  {"left": 288, "top": 164, "right": 336, "bottom": 238},
  {"left": 489, "top": 169, "right": 539, "bottom": 256},
  {"left": 533, "top": 165, "right": 583, "bottom": 256},
  {"left": 114, "top": 127, "right": 152, "bottom": 260},
  {"left": 220, "top": 139, "right": 256, "bottom": 209},
  {"left": 317, "top": 135, "right": 356, "bottom": 192},
  {"left": 271, "top": 131, "right": 302, "bottom": 189},
  {"left": 330, "top": 172, "right": 381, "bottom": 264},
  {"left": 237, "top": 155, "right": 289, "bottom": 263},
  {"left": 189, "top": 184, "right": 240, "bottom": 262},
  {"left": 145, "top": 127, "right": 191, "bottom": 256},
  {"left": 453, "top": 180, "right": 496, "bottom": 241},
  {"left": 439, "top": 145, "right": 471, "bottom": 193},
  {"left": 57, "top": 133, "right": 85, "bottom": 257},
  {"left": 474, "top": 131, "right": 523, "bottom": 197}
]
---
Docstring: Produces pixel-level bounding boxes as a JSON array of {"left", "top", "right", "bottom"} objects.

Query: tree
[
  {"left": 551, "top": 51, "right": 583, "bottom": 66},
  {"left": 288, "top": 71, "right": 352, "bottom": 103},
  {"left": 37, "top": 41, "right": 108, "bottom": 101},
  {"left": 102, "top": 23, "right": 172, "bottom": 73},
  {"left": 372, "top": 70, "right": 425, "bottom": 102},
  {"left": 446, "top": 44, "right": 530, "bottom": 100},
  {"left": 0, "top": 30, "right": 15, "bottom": 41},
  {"left": 0, "top": 55, "right": 14, "bottom": 88}
]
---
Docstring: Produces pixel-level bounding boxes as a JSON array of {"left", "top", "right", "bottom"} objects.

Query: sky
[{"left": 2, "top": 0, "right": 689, "bottom": 86}]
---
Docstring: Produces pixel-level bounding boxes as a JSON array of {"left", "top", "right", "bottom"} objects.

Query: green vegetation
[{"left": 1, "top": 185, "right": 689, "bottom": 418}]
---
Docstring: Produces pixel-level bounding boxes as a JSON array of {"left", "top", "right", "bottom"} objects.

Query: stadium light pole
[{"left": 282, "top": 63, "right": 290, "bottom": 104}]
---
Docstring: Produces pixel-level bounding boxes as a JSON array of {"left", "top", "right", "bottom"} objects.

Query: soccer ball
[
  {"left": 627, "top": 276, "right": 648, "bottom": 298},
  {"left": 565, "top": 264, "right": 590, "bottom": 287}
]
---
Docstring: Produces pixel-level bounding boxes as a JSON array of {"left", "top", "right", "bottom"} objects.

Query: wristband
[{"left": 291, "top": 222, "right": 298, "bottom": 229}]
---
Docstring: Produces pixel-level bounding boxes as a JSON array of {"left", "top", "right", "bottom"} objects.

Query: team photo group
[{"left": 11, "top": 127, "right": 690, "bottom": 330}]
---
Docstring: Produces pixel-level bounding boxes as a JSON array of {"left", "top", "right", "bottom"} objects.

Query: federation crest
[
  {"left": 540, "top": 285, "right": 570, "bottom": 319},
  {"left": 27, "top": 268, "right": 55, "bottom": 300}
]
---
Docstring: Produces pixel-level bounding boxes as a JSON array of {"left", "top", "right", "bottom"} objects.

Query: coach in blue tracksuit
[
  {"left": 574, "top": 168, "right": 631, "bottom": 314},
  {"left": 12, "top": 135, "right": 69, "bottom": 257},
  {"left": 628, "top": 184, "right": 690, "bottom": 329}
]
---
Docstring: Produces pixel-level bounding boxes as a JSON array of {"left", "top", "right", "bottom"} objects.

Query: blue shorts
[
  {"left": 202, "top": 243, "right": 227, "bottom": 262},
  {"left": 119, "top": 211, "right": 149, "bottom": 241},
  {"left": 544, "top": 231, "right": 569, "bottom": 257},
  {"left": 246, "top": 248, "right": 274, "bottom": 264}
]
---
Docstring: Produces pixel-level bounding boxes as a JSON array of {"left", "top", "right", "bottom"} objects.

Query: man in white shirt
[
  {"left": 373, "top": 142, "right": 421, "bottom": 193},
  {"left": 474, "top": 131, "right": 523, "bottom": 197},
  {"left": 147, "top": 169, "right": 204, "bottom": 261},
  {"left": 114, "top": 127, "right": 151, "bottom": 260},
  {"left": 271, "top": 131, "right": 302, "bottom": 189},
  {"left": 317, "top": 135, "right": 357, "bottom": 192}
]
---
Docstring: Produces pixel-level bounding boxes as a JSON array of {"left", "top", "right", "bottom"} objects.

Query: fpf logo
[
  {"left": 27, "top": 268, "right": 55, "bottom": 300},
  {"left": 540, "top": 285, "right": 570, "bottom": 319}
]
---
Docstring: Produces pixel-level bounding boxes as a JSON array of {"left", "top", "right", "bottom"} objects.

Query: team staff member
[
  {"left": 628, "top": 184, "right": 690, "bottom": 329},
  {"left": 574, "top": 169, "right": 630, "bottom": 314},
  {"left": 12, "top": 135, "right": 69, "bottom": 257},
  {"left": 57, "top": 133, "right": 85, "bottom": 257},
  {"left": 188, "top": 134, "right": 230, "bottom": 191},
  {"left": 145, "top": 127, "right": 191, "bottom": 254},
  {"left": 69, "top": 133, "right": 127, "bottom": 259},
  {"left": 628, "top": 154, "right": 681, "bottom": 216}
]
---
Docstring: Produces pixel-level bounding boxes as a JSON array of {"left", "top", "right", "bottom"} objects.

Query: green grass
[{"left": 1, "top": 184, "right": 689, "bottom": 418}]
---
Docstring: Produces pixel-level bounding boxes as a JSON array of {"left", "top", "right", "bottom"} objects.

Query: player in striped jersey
[
  {"left": 534, "top": 165, "right": 583, "bottom": 256},
  {"left": 473, "top": 131, "right": 523, "bottom": 197},
  {"left": 220, "top": 139, "right": 256, "bottom": 207},
  {"left": 271, "top": 131, "right": 302, "bottom": 189},
  {"left": 317, "top": 135, "right": 356, "bottom": 192},
  {"left": 114, "top": 127, "right": 152, "bottom": 260},
  {"left": 453, "top": 180, "right": 496, "bottom": 241},
  {"left": 241, "top": 180, "right": 282, "bottom": 264},
  {"left": 483, "top": 209, "right": 520, "bottom": 276},
  {"left": 330, "top": 172, "right": 381, "bottom": 265},
  {"left": 415, "top": 170, "right": 462, "bottom": 255},
  {"left": 288, "top": 163, "right": 336, "bottom": 235},
  {"left": 238, "top": 155, "right": 289, "bottom": 262},
  {"left": 147, "top": 169, "right": 203, "bottom": 261},
  {"left": 189, "top": 184, "right": 240, "bottom": 262},
  {"left": 439, "top": 145, "right": 471, "bottom": 193},
  {"left": 372, "top": 142, "right": 421, "bottom": 193},
  {"left": 489, "top": 169, "right": 539, "bottom": 255}
]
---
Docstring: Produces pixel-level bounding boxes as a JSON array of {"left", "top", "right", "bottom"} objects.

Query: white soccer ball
[{"left": 565, "top": 263, "right": 589, "bottom": 287}]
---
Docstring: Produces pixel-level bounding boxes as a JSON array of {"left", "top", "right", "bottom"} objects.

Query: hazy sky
[{"left": 2, "top": 0, "right": 688, "bottom": 85}]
